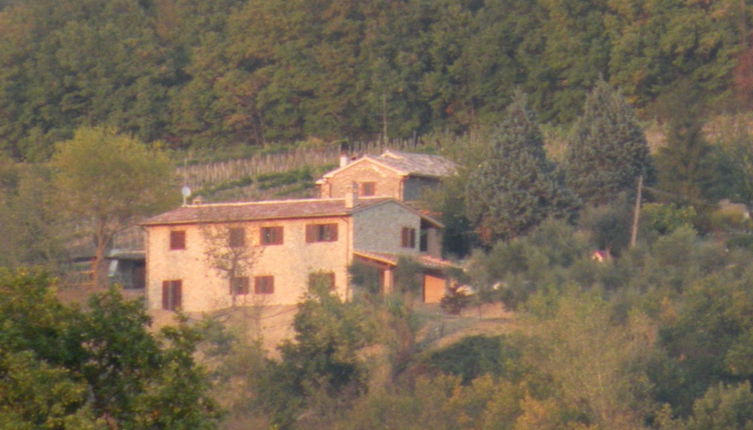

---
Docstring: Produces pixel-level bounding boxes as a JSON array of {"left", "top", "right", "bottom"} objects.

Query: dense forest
[
  {"left": 1, "top": 0, "right": 752, "bottom": 159},
  {"left": 8, "top": 0, "right": 753, "bottom": 429}
]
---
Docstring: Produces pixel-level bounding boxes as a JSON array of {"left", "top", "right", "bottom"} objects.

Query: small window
[
  {"left": 170, "top": 231, "right": 186, "bottom": 250},
  {"left": 359, "top": 182, "right": 376, "bottom": 197},
  {"left": 162, "top": 280, "right": 182, "bottom": 310},
  {"left": 420, "top": 229, "right": 428, "bottom": 252},
  {"left": 309, "top": 271, "right": 336, "bottom": 291},
  {"left": 260, "top": 226, "right": 284, "bottom": 245},
  {"left": 306, "top": 223, "right": 338, "bottom": 242},
  {"left": 229, "top": 228, "right": 245, "bottom": 248},
  {"left": 230, "top": 277, "right": 249, "bottom": 295},
  {"left": 254, "top": 276, "right": 274, "bottom": 294},
  {"left": 401, "top": 227, "right": 416, "bottom": 248}
]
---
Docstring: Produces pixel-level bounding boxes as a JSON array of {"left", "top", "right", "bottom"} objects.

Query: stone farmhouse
[
  {"left": 316, "top": 150, "right": 456, "bottom": 201},
  {"left": 142, "top": 150, "right": 457, "bottom": 313}
]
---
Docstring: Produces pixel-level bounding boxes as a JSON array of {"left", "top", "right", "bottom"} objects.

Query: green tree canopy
[
  {"left": 565, "top": 79, "right": 652, "bottom": 205},
  {"left": 50, "top": 127, "right": 174, "bottom": 286},
  {"left": 0, "top": 269, "right": 221, "bottom": 428},
  {"left": 260, "top": 280, "right": 374, "bottom": 428},
  {"left": 465, "top": 92, "right": 579, "bottom": 244}
]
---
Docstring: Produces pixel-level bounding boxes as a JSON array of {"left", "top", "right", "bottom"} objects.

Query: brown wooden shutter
[
  {"left": 162, "top": 281, "right": 169, "bottom": 310},
  {"left": 306, "top": 225, "right": 316, "bottom": 242},
  {"left": 229, "top": 228, "right": 245, "bottom": 247},
  {"left": 410, "top": 229, "right": 416, "bottom": 248},
  {"left": 330, "top": 224, "right": 338, "bottom": 241},
  {"left": 174, "top": 281, "right": 182, "bottom": 309},
  {"left": 170, "top": 231, "right": 186, "bottom": 250}
]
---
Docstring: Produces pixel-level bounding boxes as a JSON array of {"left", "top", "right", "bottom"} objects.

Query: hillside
[{"left": 1, "top": 0, "right": 748, "bottom": 160}]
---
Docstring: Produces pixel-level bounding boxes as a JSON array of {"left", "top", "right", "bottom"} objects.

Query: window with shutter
[
  {"left": 162, "top": 280, "right": 182, "bottom": 310},
  {"left": 254, "top": 276, "right": 274, "bottom": 294},
  {"left": 169, "top": 231, "right": 186, "bottom": 250},
  {"left": 260, "top": 226, "right": 284, "bottom": 245},
  {"left": 359, "top": 182, "right": 376, "bottom": 196},
  {"left": 230, "top": 277, "right": 249, "bottom": 295},
  {"left": 401, "top": 227, "right": 416, "bottom": 248},
  {"left": 229, "top": 228, "right": 245, "bottom": 248},
  {"left": 305, "top": 223, "right": 338, "bottom": 242}
]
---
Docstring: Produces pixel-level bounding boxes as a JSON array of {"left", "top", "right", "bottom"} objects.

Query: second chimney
[{"left": 345, "top": 182, "right": 358, "bottom": 209}]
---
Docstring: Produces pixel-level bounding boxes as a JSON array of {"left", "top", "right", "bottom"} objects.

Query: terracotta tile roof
[
  {"left": 318, "top": 150, "right": 457, "bottom": 181},
  {"left": 353, "top": 250, "right": 457, "bottom": 270},
  {"left": 376, "top": 150, "right": 456, "bottom": 177},
  {"left": 142, "top": 197, "right": 391, "bottom": 226}
]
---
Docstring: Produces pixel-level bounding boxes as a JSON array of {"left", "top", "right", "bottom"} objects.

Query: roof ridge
[{"left": 184, "top": 197, "right": 344, "bottom": 208}]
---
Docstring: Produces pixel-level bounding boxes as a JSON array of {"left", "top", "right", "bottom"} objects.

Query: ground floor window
[
  {"left": 254, "top": 276, "right": 274, "bottom": 294},
  {"left": 162, "top": 280, "right": 182, "bottom": 310},
  {"left": 230, "top": 276, "right": 250, "bottom": 295}
]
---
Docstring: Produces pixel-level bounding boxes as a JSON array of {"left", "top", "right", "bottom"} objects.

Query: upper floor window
[
  {"left": 359, "top": 182, "right": 376, "bottom": 196},
  {"left": 401, "top": 227, "right": 416, "bottom": 248},
  {"left": 306, "top": 223, "right": 338, "bottom": 242},
  {"left": 228, "top": 227, "right": 245, "bottom": 248},
  {"left": 162, "top": 280, "right": 182, "bottom": 310},
  {"left": 169, "top": 230, "right": 186, "bottom": 250},
  {"left": 230, "top": 276, "right": 249, "bottom": 295},
  {"left": 261, "top": 226, "right": 284, "bottom": 245},
  {"left": 254, "top": 276, "right": 275, "bottom": 294}
]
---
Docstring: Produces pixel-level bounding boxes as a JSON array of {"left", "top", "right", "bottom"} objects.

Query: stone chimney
[
  {"left": 339, "top": 152, "right": 350, "bottom": 168},
  {"left": 344, "top": 182, "right": 358, "bottom": 209}
]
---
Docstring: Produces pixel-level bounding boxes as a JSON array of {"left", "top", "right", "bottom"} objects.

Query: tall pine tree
[
  {"left": 564, "top": 79, "right": 652, "bottom": 205},
  {"left": 655, "top": 81, "right": 713, "bottom": 205},
  {"left": 465, "top": 92, "right": 578, "bottom": 244}
]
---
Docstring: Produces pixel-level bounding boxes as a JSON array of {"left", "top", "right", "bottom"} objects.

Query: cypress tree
[
  {"left": 565, "top": 79, "right": 652, "bottom": 205},
  {"left": 465, "top": 92, "right": 578, "bottom": 244}
]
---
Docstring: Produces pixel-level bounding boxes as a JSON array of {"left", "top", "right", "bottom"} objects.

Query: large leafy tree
[
  {"left": 51, "top": 127, "right": 174, "bottom": 286},
  {"left": 465, "top": 92, "right": 578, "bottom": 245},
  {"left": 261, "top": 280, "right": 374, "bottom": 428},
  {"left": 564, "top": 79, "right": 652, "bottom": 205},
  {"left": 0, "top": 269, "right": 221, "bottom": 428},
  {"left": 528, "top": 290, "right": 656, "bottom": 430}
]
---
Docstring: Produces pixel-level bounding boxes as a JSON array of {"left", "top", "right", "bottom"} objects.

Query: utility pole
[
  {"left": 382, "top": 92, "right": 388, "bottom": 145},
  {"left": 630, "top": 175, "right": 643, "bottom": 248}
]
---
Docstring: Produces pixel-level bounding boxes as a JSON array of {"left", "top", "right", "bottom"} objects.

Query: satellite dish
[{"left": 181, "top": 185, "right": 191, "bottom": 205}]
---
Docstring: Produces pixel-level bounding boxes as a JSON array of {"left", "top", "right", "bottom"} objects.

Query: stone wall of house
[
  {"left": 320, "top": 160, "right": 404, "bottom": 199},
  {"left": 353, "top": 201, "right": 421, "bottom": 256},
  {"left": 146, "top": 216, "right": 352, "bottom": 312}
]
